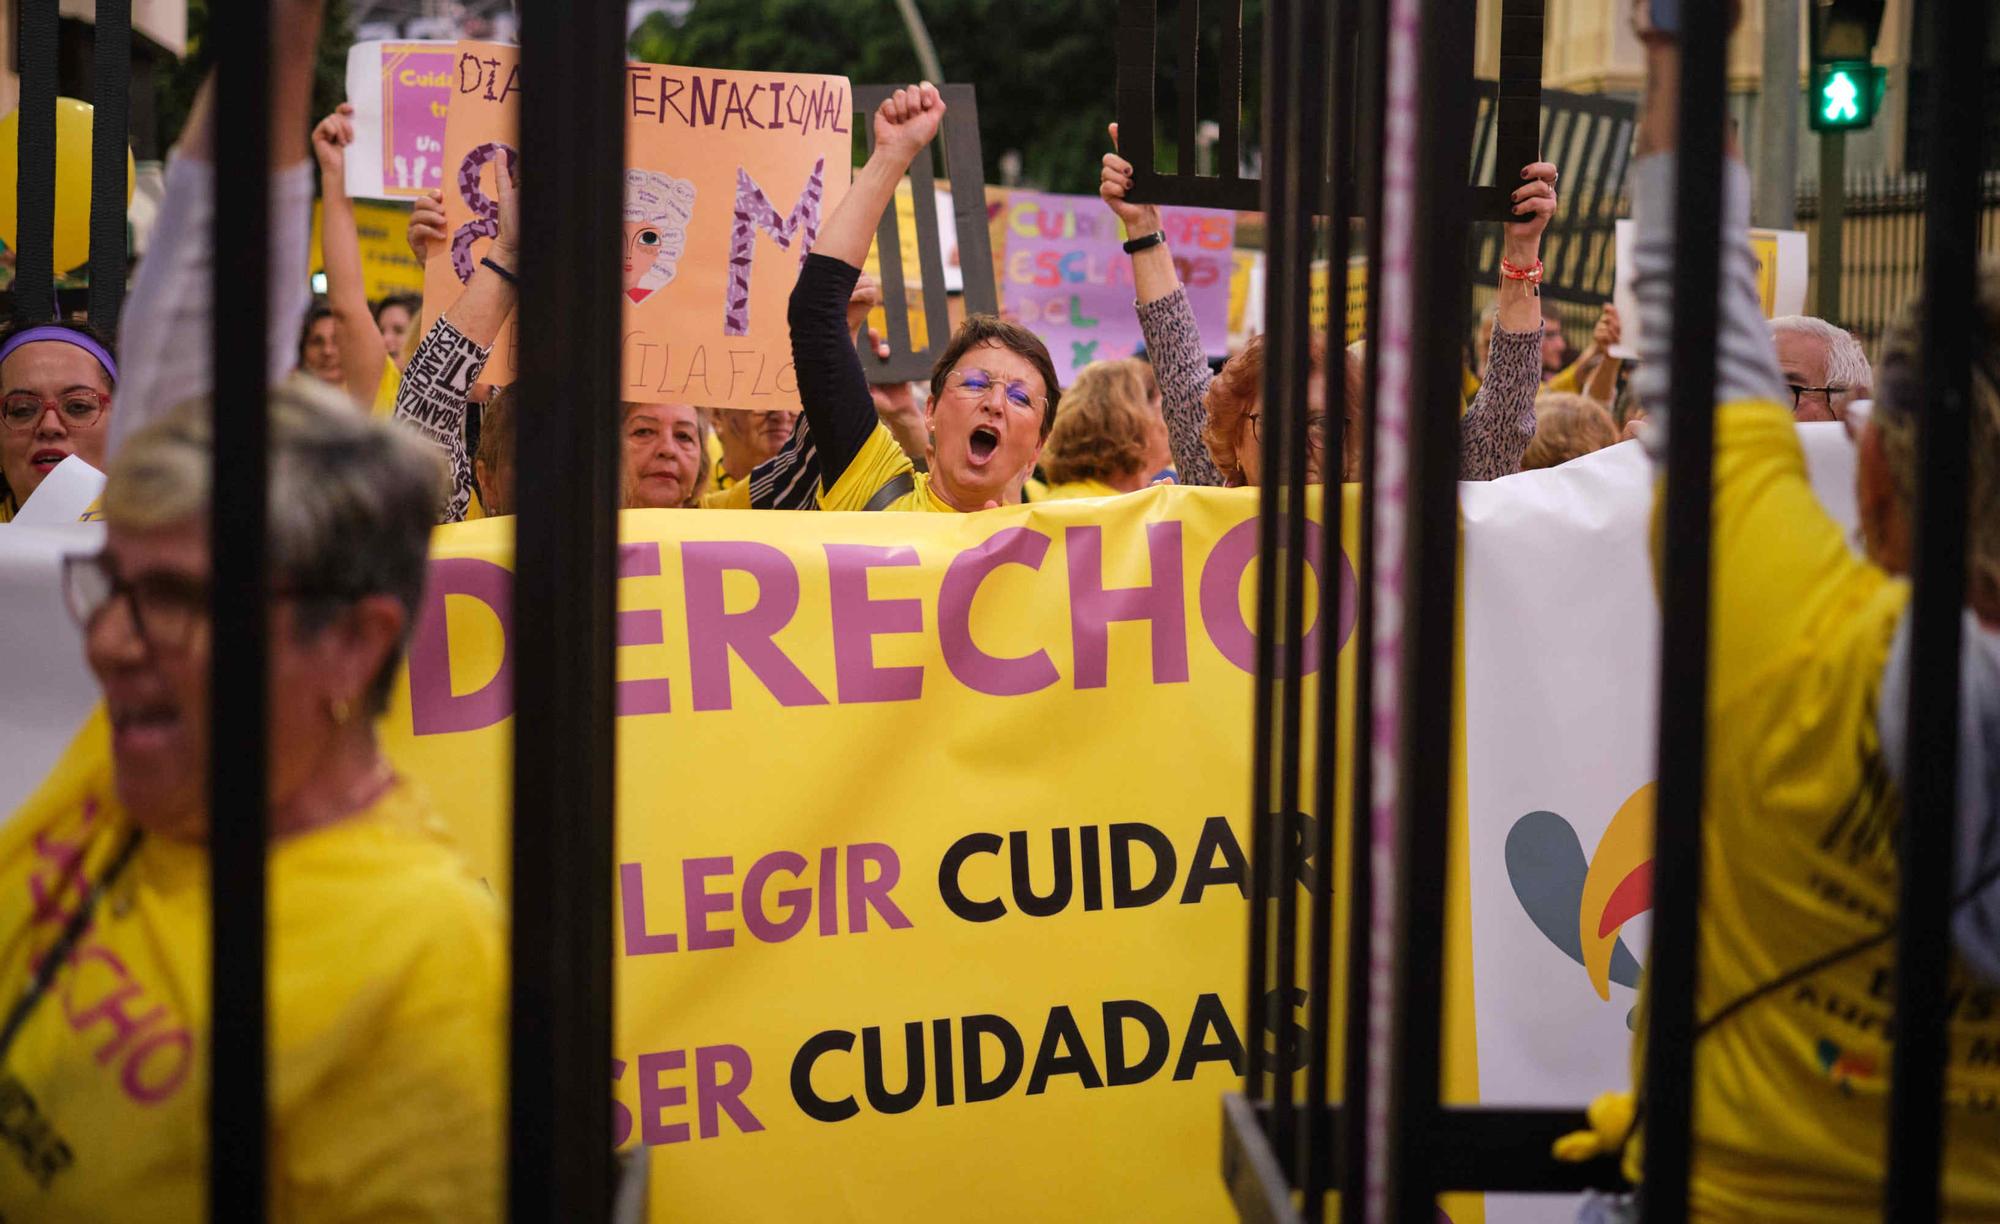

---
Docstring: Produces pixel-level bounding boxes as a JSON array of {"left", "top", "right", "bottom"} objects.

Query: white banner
[{"left": 1460, "top": 423, "right": 1857, "bottom": 1222}]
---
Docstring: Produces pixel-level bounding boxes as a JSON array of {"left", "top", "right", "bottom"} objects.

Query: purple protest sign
[
  {"left": 999, "top": 191, "right": 1235, "bottom": 386},
  {"left": 378, "top": 43, "right": 454, "bottom": 196}
]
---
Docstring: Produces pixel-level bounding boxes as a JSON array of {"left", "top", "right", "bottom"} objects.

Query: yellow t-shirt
[
  {"left": 0, "top": 709, "right": 504, "bottom": 1222},
  {"left": 819, "top": 426, "right": 958, "bottom": 513},
  {"left": 701, "top": 480, "right": 752, "bottom": 510},
  {"left": 1545, "top": 355, "right": 1586, "bottom": 395},
  {"left": 369, "top": 357, "right": 402, "bottom": 419},
  {"left": 1625, "top": 399, "right": 2000, "bottom": 1220},
  {"left": 1038, "top": 478, "right": 1121, "bottom": 501}
]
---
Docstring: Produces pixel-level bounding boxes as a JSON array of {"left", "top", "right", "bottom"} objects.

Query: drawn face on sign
[{"left": 623, "top": 169, "right": 697, "bottom": 304}]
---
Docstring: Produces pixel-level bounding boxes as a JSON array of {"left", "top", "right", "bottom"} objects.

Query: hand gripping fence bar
[
  {"left": 208, "top": 2, "right": 273, "bottom": 1219},
  {"left": 508, "top": 1, "right": 627, "bottom": 1219}
]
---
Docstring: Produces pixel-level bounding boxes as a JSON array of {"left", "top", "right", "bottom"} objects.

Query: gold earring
[{"left": 329, "top": 695, "right": 354, "bottom": 727}]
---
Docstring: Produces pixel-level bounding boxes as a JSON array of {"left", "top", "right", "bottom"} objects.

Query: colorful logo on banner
[
  {"left": 420, "top": 43, "right": 852, "bottom": 409},
  {"left": 1503, "top": 783, "right": 1655, "bottom": 1021},
  {"left": 1001, "top": 192, "right": 1233, "bottom": 383}
]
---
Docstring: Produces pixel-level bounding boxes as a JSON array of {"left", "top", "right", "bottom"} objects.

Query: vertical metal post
[
  {"left": 208, "top": 1, "right": 272, "bottom": 1219},
  {"left": 87, "top": 0, "right": 131, "bottom": 334},
  {"left": 1377, "top": 0, "right": 1475, "bottom": 1220},
  {"left": 1243, "top": 0, "right": 1297, "bottom": 1121},
  {"left": 14, "top": 0, "right": 59, "bottom": 321},
  {"left": 1817, "top": 130, "right": 1845, "bottom": 321},
  {"left": 1303, "top": 1, "right": 1357, "bottom": 1215},
  {"left": 508, "top": 0, "right": 625, "bottom": 1218},
  {"left": 1753, "top": 0, "right": 1800, "bottom": 232},
  {"left": 1639, "top": 8, "right": 1730, "bottom": 1222},
  {"left": 1883, "top": 0, "right": 1983, "bottom": 1213},
  {"left": 1337, "top": 0, "right": 1389, "bottom": 1210},
  {"left": 1264, "top": 0, "right": 1327, "bottom": 1179}
]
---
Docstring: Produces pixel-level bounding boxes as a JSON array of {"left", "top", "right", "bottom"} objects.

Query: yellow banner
[{"left": 376, "top": 487, "right": 1480, "bottom": 1221}]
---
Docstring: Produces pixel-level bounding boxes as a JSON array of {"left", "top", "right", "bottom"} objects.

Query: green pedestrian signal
[{"left": 1809, "top": 61, "right": 1884, "bottom": 132}]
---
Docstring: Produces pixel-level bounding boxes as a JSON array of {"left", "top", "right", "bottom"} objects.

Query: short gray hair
[
  {"left": 103, "top": 377, "right": 446, "bottom": 713},
  {"left": 1770, "top": 314, "right": 1874, "bottom": 408}
]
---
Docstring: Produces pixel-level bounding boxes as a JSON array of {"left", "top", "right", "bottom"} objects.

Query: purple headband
[{"left": 0, "top": 325, "right": 118, "bottom": 384}]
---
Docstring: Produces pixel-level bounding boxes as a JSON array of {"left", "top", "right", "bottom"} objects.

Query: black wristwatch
[{"left": 1122, "top": 231, "right": 1167, "bottom": 255}]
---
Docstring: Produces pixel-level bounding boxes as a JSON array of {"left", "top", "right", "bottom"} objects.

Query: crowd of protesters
[{"left": 0, "top": 0, "right": 1993, "bottom": 1220}]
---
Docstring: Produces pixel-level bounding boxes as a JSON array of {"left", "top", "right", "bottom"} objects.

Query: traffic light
[
  {"left": 1808, "top": 0, "right": 1887, "bottom": 133},
  {"left": 1808, "top": 61, "right": 1886, "bottom": 132}
]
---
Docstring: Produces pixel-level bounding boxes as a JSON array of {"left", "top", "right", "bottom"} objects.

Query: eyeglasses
[
  {"left": 1244, "top": 411, "right": 1329, "bottom": 451},
  {"left": 944, "top": 368, "right": 1047, "bottom": 414},
  {"left": 1788, "top": 383, "right": 1848, "bottom": 410},
  {"left": 61, "top": 553, "right": 367, "bottom": 655},
  {"left": 2, "top": 390, "right": 110, "bottom": 432},
  {"left": 62, "top": 553, "right": 211, "bottom": 654}
]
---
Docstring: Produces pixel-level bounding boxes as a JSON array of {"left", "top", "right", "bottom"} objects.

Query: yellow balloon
[{"left": 0, "top": 97, "right": 138, "bottom": 274}]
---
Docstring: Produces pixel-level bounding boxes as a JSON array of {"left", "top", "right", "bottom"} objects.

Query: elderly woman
[
  {"left": 1580, "top": 15, "right": 2000, "bottom": 1222},
  {"left": 1520, "top": 391, "right": 1619, "bottom": 471},
  {"left": 791, "top": 84, "right": 1063, "bottom": 513},
  {"left": 1100, "top": 124, "right": 1557, "bottom": 485},
  {"left": 0, "top": 319, "right": 117, "bottom": 520},
  {"left": 0, "top": 382, "right": 501, "bottom": 1218},
  {"left": 1038, "top": 360, "right": 1168, "bottom": 499}
]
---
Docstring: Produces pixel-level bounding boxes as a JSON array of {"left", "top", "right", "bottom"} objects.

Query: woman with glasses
[
  {"left": 791, "top": 83, "right": 1064, "bottom": 513},
  {"left": 1099, "top": 124, "right": 1558, "bottom": 485},
  {"left": 0, "top": 380, "right": 504, "bottom": 1218},
  {"left": 0, "top": 319, "right": 116, "bottom": 521}
]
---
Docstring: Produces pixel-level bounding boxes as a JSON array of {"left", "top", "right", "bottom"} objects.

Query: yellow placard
[
  {"left": 309, "top": 198, "right": 425, "bottom": 302},
  {"left": 374, "top": 487, "right": 1484, "bottom": 1221}
]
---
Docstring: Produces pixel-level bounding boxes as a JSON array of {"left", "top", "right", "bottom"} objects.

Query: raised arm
[
  {"left": 1458, "top": 161, "right": 1558, "bottom": 479},
  {"left": 110, "top": 1, "right": 324, "bottom": 458},
  {"left": 1100, "top": 123, "right": 1224, "bottom": 486},
  {"left": 393, "top": 162, "right": 518, "bottom": 522},
  {"left": 788, "top": 83, "right": 943, "bottom": 487},
  {"left": 311, "top": 104, "right": 391, "bottom": 409}
]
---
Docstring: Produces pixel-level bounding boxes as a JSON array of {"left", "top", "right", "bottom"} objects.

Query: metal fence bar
[
  {"left": 87, "top": 0, "right": 130, "bottom": 333},
  {"left": 1243, "top": 0, "right": 1297, "bottom": 1122},
  {"left": 508, "top": 1, "right": 626, "bottom": 1218},
  {"left": 208, "top": 2, "right": 272, "bottom": 1218},
  {"left": 1638, "top": 11, "right": 1730, "bottom": 1223},
  {"left": 1217, "top": 0, "right": 1242, "bottom": 180},
  {"left": 856, "top": 84, "right": 993, "bottom": 383},
  {"left": 1884, "top": 0, "right": 1985, "bottom": 1213},
  {"left": 1302, "top": 2, "right": 1357, "bottom": 1215},
  {"left": 14, "top": 0, "right": 59, "bottom": 321},
  {"left": 1116, "top": 0, "right": 1162, "bottom": 191},
  {"left": 1176, "top": 0, "right": 1199, "bottom": 174},
  {"left": 1267, "top": 0, "right": 1327, "bottom": 1180},
  {"left": 1377, "top": 0, "right": 1476, "bottom": 1219},
  {"left": 1336, "top": 0, "right": 1389, "bottom": 1210}
]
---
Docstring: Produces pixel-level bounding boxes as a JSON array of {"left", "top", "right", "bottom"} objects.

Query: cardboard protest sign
[
  {"left": 1000, "top": 192, "right": 1233, "bottom": 384},
  {"left": 343, "top": 40, "right": 455, "bottom": 200},
  {"left": 421, "top": 43, "right": 852, "bottom": 409}
]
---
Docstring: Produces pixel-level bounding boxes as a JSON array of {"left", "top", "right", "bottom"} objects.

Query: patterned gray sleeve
[
  {"left": 1459, "top": 321, "right": 1542, "bottom": 480},
  {"left": 1134, "top": 288, "right": 1226, "bottom": 487},
  {"left": 393, "top": 316, "right": 490, "bottom": 523}
]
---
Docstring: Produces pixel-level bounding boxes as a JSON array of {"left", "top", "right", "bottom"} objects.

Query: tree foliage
[{"left": 157, "top": 0, "right": 355, "bottom": 156}]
